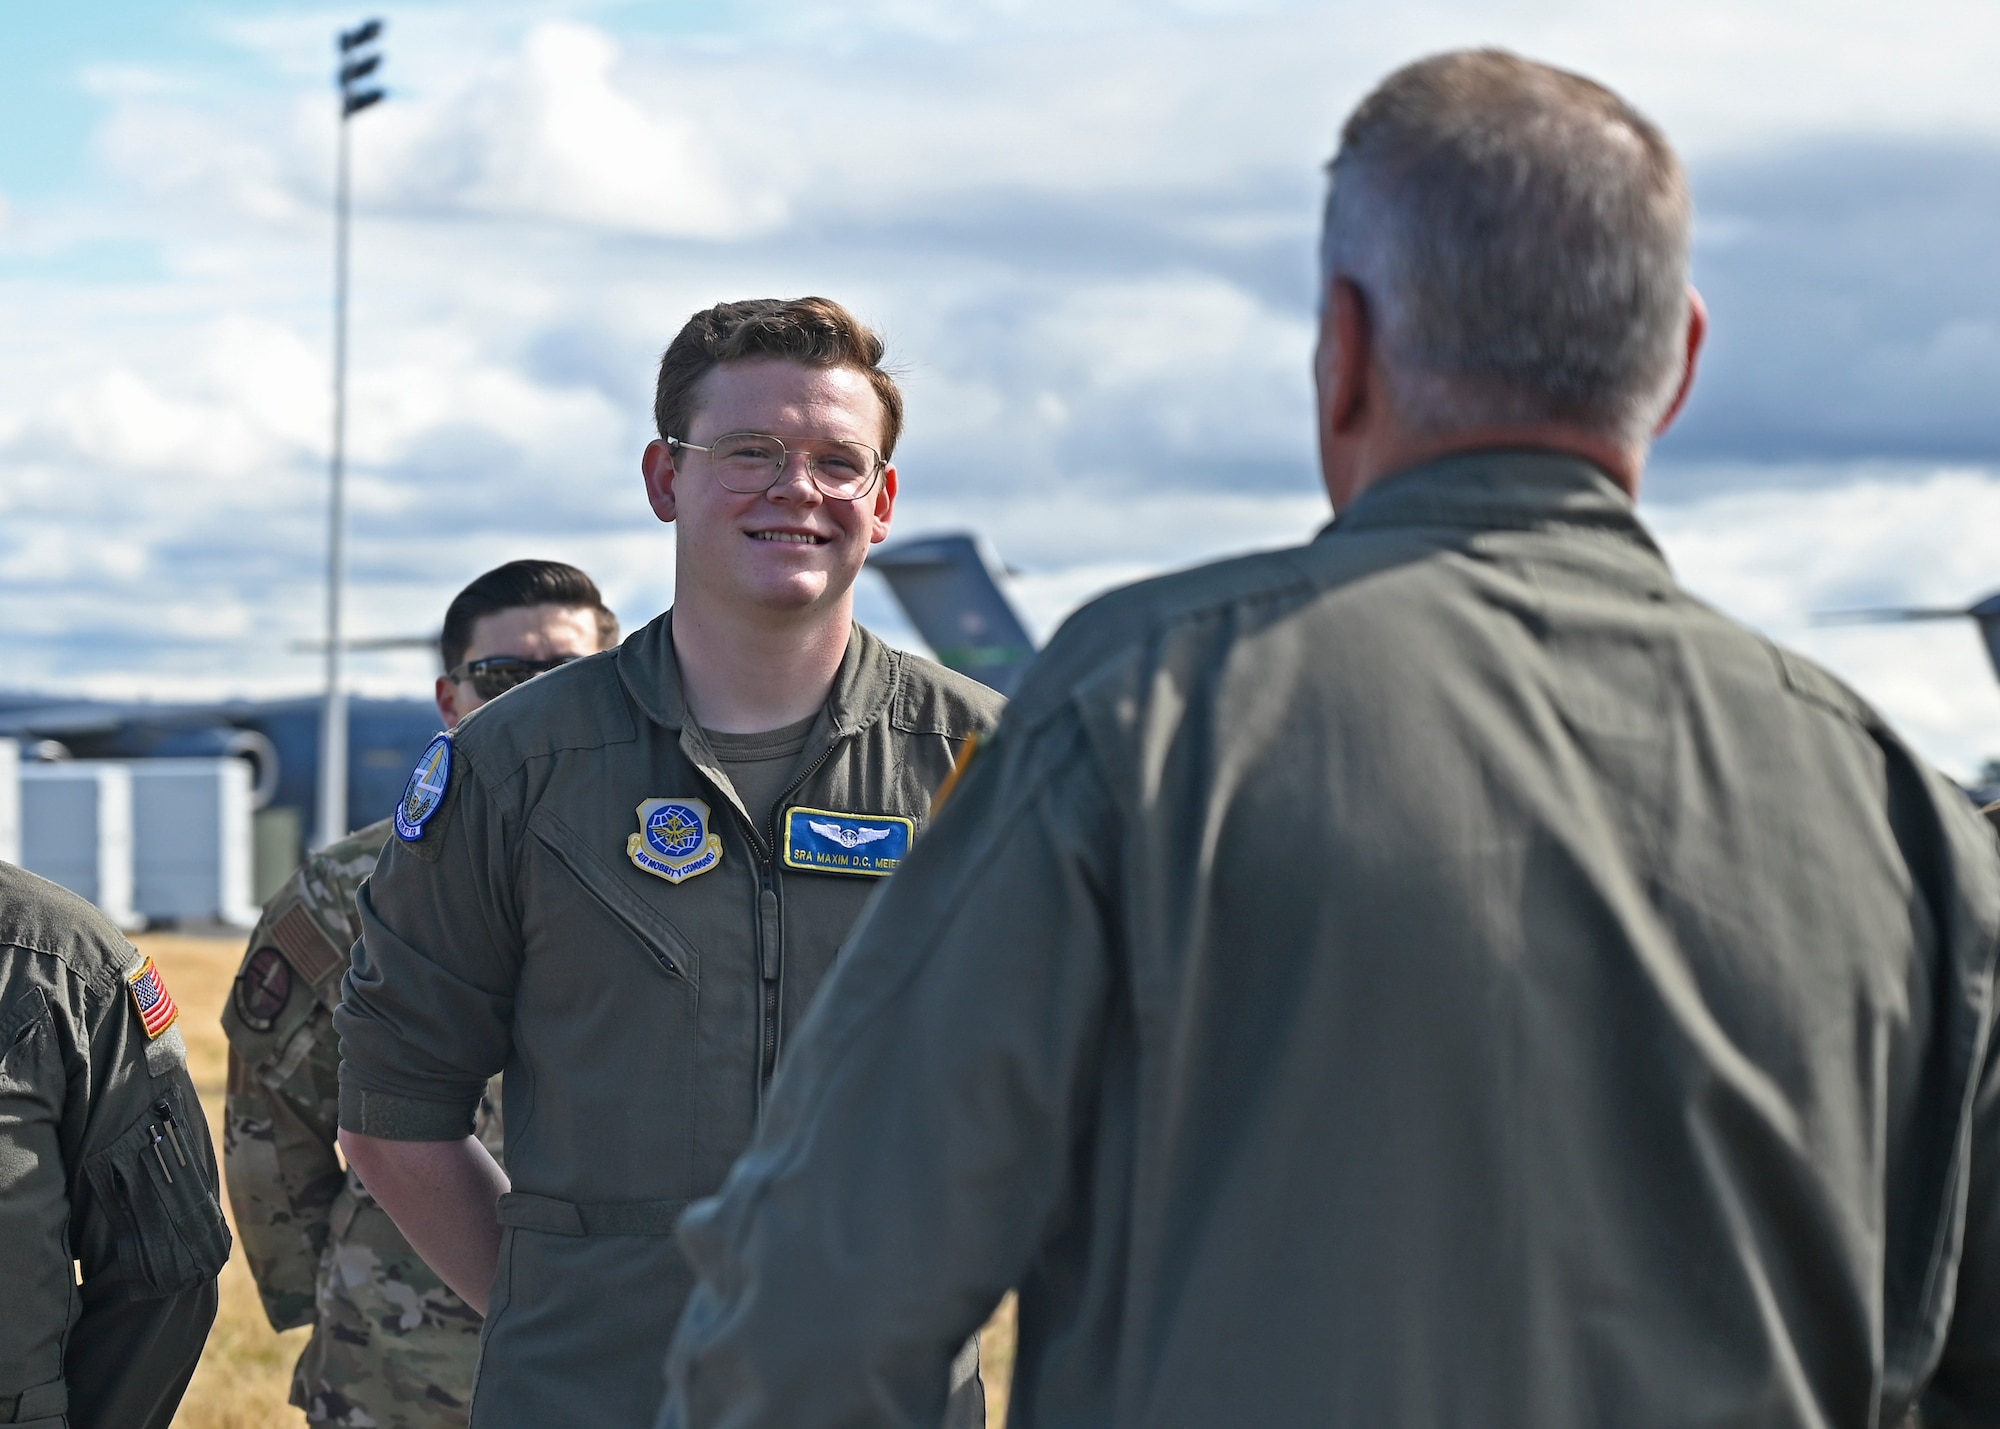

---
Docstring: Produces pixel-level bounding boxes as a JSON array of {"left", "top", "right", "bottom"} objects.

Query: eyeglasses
[
  {"left": 447, "top": 655, "right": 580, "bottom": 700},
  {"left": 667, "top": 431, "right": 886, "bottom": 501}
]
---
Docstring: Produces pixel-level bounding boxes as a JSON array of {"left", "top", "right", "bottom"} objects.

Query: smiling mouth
[{"left": 750, "top": 531, "right": 828, "bottom": 545}]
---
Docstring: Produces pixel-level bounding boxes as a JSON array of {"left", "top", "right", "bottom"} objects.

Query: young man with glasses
[
  {"left": 335, "top": 298, "right": 1004, "bottom": 1429},
  {"left": 222, "top": 559, "right": 617, "bottom": 1429}
]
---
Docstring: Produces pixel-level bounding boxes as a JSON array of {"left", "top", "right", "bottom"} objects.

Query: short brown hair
[
  {"left": 1321, "top": 50, "right": 1692, "bottom": 443},
  {"left": 440, "top": 559, "right": 619, "bottom": 674},
  {"left": 652, "top": 297, "right": 904, "bottom": 458}
]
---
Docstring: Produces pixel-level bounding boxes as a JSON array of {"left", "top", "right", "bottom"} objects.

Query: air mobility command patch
[
  {"left": 128, "top": 956, "right": 181, "bottom": 1039},
  {"left": 629, "top": 798, "right": 723, "bottom": 884},
  {"left": 395, "top": 733, "right": 452, "bottom": 842},
  {"left": 783, "top": 807, "right": 914, "bottom": 877}
]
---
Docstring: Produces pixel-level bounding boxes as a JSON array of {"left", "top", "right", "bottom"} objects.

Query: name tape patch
[
  {"left": 783, "top": 807, "right": 913, "bottom": 878},
  {"left": 629, "top": 798, "right": 723, "bottom": 884},
  {"left": 395, "top": 733, "right": 453, "bottom": 842},
  {"left": 128, "top": 956, "right": 181, "bottom": 1040}
]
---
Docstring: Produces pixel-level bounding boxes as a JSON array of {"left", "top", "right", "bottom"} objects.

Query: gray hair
[{"left": 1320, "top": 50, "right": 1693, "bottom": 446}]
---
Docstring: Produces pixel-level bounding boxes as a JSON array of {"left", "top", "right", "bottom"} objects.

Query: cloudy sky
[{"left": 2, "top": 0, "right": 1998, "bottom": 778}]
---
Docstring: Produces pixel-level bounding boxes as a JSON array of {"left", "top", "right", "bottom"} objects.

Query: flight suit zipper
[
  {"left": 720, "top": 739, "right": 843, "bottom": 1119},
  {"left": 757, "top": 866, "right": 780, "bottom": 1089}
]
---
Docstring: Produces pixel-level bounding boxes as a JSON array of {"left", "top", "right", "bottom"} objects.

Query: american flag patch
[{"left": 127, "top": 957, "right": 180, "bottom": 1040}]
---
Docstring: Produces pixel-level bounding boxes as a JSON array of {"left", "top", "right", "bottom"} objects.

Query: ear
[
  {"left": 1327, "top": 278, "right": 1374, "bottom": 435},
  {"left": 435, "top": 674, "right": 462, "bottom": 730},
  {"left": 1314, "top": 277, "right": 1376, "bottom": 508},
  {"left": 1652, "top": 287, "right": 1708, "bottom": 437},
  {"left": 866, "top": 461, "right": 898, "bottom": 545},
  {"left": 641, "top": 439, "right": 680, "bottom": 524}
]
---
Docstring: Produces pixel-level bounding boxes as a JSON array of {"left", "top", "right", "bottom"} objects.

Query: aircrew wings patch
[
  {"left": 128, "top": 956, "right": 181, "bottom": 1040},
  {"left": 783, "top": 807, "right": 913, "bottom": 877}
]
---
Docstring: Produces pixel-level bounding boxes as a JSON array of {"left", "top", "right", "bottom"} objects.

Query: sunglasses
[{"left": 447, "top": 654, "right": 580, "bottom": 701}]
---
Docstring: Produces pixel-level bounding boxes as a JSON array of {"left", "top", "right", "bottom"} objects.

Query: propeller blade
[
  {"left": 289, "top": 634, "right": 439, "bottom": 653},
  {"left": 1811, "top": 608, "right": 1972, "bottom": 626}
]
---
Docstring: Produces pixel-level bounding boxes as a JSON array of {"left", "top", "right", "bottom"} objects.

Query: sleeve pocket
[{"left": 81, "top": 1082, "right": 232, "bottom": 1296}]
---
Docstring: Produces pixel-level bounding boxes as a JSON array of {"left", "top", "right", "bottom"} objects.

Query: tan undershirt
[{"left": 700, "top": 712, "right": 820, "bottom": 833}]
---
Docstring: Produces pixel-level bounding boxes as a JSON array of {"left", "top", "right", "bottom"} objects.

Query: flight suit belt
[
  {"left": 495, "top": 1190, "right": 693, "bottom": 1236},
  {"left": 0, "top": 1381, "right": 67, "bottom": 1423}
]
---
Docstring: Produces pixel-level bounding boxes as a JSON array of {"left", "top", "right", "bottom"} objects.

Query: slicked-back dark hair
[
  {"left": 652, "top": 296, "right": 903, "bottom": 457},
  {"left": 439, "top": 559, "right": 620, "bottom": 674}
]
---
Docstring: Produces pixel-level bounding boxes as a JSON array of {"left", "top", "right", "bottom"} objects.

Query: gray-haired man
[{"left": 658, "top": 50, "right": 2000, "bottom": 1428}]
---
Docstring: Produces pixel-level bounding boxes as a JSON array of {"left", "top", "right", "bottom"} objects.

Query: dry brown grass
[
  {"left": 980, "top": 1292, "right": 1019, "bottom": 1426},
  {"left": 144, "top": 932, "right": 1019, "bottom": 1427},
  {"left": 141, "top": 932, "right": 310, "bottom": 1428}
]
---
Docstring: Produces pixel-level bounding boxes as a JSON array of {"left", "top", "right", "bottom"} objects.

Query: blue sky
[{"left": 3, "top": 0, "right": 1999, "bottom": 775}]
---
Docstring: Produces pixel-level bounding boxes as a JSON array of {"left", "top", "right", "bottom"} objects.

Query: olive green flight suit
[
  {"left": 0, "top": 860, "right": 229, "bottom": 1429},
  {"left": 659, "top": 452, "right": 2000, "bottom": 1429},
  {"left": 336, "top": 616, "right": 1003, "bottom": 1429},
  {"left": 222, "top": 816, "right": 504, "bottom": 1428}
]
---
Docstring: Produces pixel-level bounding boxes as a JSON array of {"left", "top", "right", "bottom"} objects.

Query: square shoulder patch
[{"left": 782, "top": 807, "right": 914, "bottom": 878}]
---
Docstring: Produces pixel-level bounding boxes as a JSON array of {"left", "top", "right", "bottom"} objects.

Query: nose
[{"left": 766, "top": 448, "right": 822, "bottom": 502}]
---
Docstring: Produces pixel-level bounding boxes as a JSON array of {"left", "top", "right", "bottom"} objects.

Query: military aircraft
[
  {"left": 0, "top": 690, "right": 439, "bottom": 890},
  {"left": 1814, "top": 592, "right": 2000, "bottom": 687},
  {"left": 0, "top": 531, "right": 1040, "bottom": 889},
  {"left": 870, "top": 533, "right": 1039, "bottom": 696},
  {"left": 1814, "top": 591, "right": 2000, "bottom": 804}
]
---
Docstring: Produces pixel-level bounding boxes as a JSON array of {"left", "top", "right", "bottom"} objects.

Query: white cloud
[
  {"left": 1646, "top": 468, "right": 2000, "bottom": 779},
  {"left": 2, "top": 0, "right": 1997, "bottom": 799},
  {"left": 367, "top": 21, "right": 788, "bottom": 239},
  {"left": 45, "top": 368, "right": 278, "bottom": 478}
]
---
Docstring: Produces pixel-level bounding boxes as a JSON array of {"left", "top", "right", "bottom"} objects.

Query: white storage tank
[
  {"left": 128, "top": 757, "right": 259, "bottom": 927},
  {"left": 20, "top": 761, "right": 138, "bottom": 928},
  {"left": 0, "top": 738, "right": 18, "bottom": 865}
]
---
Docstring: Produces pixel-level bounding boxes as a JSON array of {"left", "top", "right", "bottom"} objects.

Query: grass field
[{"left": 142, "top": 932, "right": 1019, "bottom": 1427}]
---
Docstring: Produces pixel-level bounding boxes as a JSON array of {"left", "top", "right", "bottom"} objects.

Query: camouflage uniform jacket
[{"left": 222, "top": 817, "right": 504, "bottom": 1428}]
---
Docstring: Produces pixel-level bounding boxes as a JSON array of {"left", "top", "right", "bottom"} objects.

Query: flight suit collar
[
  {"left": 615, "top": 609, "right": 899, "bottom": 738},
  {"left": 1324, "top": 448, "right": 1670, "bottom": 568},
  {"left": 615, "top": 609, "right": 903, "bottom": 842}
]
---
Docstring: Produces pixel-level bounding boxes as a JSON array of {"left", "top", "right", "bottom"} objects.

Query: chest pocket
[
  {"left": 80, "top": 1079, "right": 231, "bottom": 1295},
  {"left": 528, "top": 805, "right": 701, "bottom": 986}
]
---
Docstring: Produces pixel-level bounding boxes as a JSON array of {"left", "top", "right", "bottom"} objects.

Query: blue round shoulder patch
[{"left": 395, "top": 733, "right": 453, "bottom": 842}]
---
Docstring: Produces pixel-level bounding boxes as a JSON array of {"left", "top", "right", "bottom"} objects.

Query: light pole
[{"left": 317, "top": 19, "right": 385, "bottom": 850}]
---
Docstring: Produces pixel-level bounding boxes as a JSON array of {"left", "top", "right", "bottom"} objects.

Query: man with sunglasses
[
  {"left": 222, "top": 559, "right": 617, "bottom": 1429},
  {"left": 334, "top": 298, "right": 1003, "bottom": 1429}
]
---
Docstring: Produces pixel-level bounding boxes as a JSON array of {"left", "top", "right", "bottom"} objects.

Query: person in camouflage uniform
[{"left": 222, "top": 560, "right": 619, "bottom": 1428}]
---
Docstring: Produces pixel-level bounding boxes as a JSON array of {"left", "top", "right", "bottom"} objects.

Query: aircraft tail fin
[
  {"left": 870, "top": 534, "right": 1038, "bottom": 696},
  {"left": 1971, "top": 595, "right": 2000, "bottom": 686}
]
